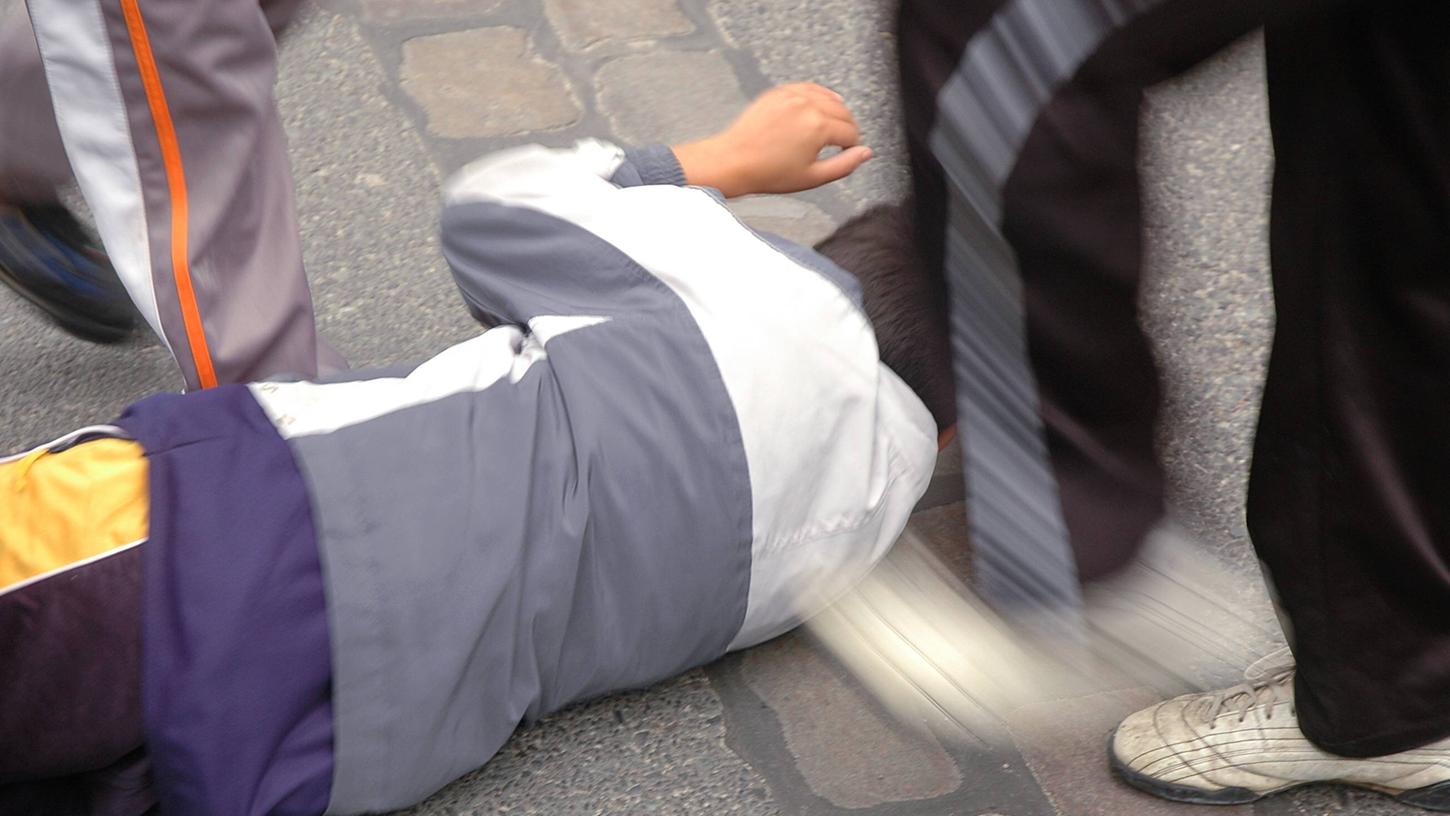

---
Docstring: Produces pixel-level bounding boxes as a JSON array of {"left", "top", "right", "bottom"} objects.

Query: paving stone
[
  {"left": 903, "top": 501, "right": 971, "bottom": 582},
  {"left": 1140, "top": 32, "right": 1273, "bottom": 573},
  {"left": 1252, "top": 786, "right": 1430, "bottom": 815},
  {"left": 740, "top": 634, "right": 964, "bottom": 808},
  {"left": 708, "top": 0, "right": 908, "bottom": 208},
  {"left": 935, "top": 435, "right": 963, "bottom": 475},
  {"left": 709, "top": 638, "right": 1056, "bottom": 816},
  {"left": 596, "top": 50, "right": 748, "bottom": 146},
  {"left": 727, "top": 195, "right": 837, "bottom": 247},
  {"left": 392, "top": 671, "right": 780, "bottom": 815},
  {"left": 357, "top": 0, "right": 505, "bottom": 27},
  {"left": 544, "top": 0, "right": 694, "bottom": 49},
  {"left": 1006, "top": 687, "right": 1256, "bottom": 816},
  {"left": 400, "top": 27, "right": 579, "bottom": 139},
  {"left": 275, "top": 6, "right": 476, "bottom": 370}
]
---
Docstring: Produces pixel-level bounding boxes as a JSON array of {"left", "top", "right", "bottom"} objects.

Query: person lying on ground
[{"left": 0, "top": 83, "right": 958, "bottom": 816}]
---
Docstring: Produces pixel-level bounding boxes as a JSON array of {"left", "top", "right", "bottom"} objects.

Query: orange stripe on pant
[{"left": 118, "top": 0, "right": 218, "bottom": 389}]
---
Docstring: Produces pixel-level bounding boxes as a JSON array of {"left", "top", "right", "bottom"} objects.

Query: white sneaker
[{"left": 1109, "top": 653, "right": 1450, "bottom": 810}]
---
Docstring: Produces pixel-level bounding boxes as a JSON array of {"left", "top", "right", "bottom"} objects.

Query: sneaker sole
[
  {"left": 0, "top": 261, "right": 132, "bottom": 344},
  {"left": 1107, "top": 728, "right": 1450, "bottom": 811}
]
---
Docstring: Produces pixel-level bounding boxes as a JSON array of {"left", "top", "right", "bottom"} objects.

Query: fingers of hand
[
  {"left": 785, "top": 82, "right": 845, "bottom": 104},
  {"left": 787, "top": 87, "right": 858, "bottom": 143},
  {"left": 818, "top": 116, "right": 861, "bottom": 149},
  {"left": 807, "top": 144, "right": 873, "bottom": 186},
  {"left": 770, "top": 84, "right": 856, "bottom": 128}
]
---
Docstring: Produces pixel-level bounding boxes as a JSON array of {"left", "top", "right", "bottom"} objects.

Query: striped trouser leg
[
  {"left": 0, "top": 5, "right": 73, "bottom": 206},
  {"left": 20, "top": 0, "right": 337, "bottom": 389},
  {"left": 899, "top": 0, "right": 1315, "bottom": 618},
  {"left": 0, "top": 0, "right": 304, "bottom": 208}
]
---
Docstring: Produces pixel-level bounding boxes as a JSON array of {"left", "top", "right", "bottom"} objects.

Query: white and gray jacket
[{"left": 175, "top": 140, "right": 938, "bottom": 813}]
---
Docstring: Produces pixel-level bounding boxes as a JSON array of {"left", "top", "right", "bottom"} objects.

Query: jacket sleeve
[{"left": 438, "top": 140, "right": 696, "bottom": 325}]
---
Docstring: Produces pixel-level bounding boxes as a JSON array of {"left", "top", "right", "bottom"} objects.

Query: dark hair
[{"left": 814, "top": 201, "right": 956, "bottom": 432}]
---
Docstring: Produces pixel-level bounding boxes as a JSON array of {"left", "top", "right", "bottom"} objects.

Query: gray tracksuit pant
[{"left": 0, "top": 0, "right": 337, "bottom": 389}]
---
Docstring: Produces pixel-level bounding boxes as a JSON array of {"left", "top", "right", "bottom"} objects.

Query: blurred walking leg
[
  {"left": 0, "top": 4, "right": 140, "bottom": 342},
  {"left": 0, "top": 5, "right": 73, "bottom": 207},
  {"left": 1, "top": 0, "right": 303, "bottom": 208},
  {"left": 896, "top": 0, "right": 1302, "bottom": 618},
  {"left": 16, "top": 0, "right": 338, "bottom": 387}
]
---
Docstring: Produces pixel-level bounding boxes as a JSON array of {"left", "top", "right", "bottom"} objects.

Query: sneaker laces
[{"left": 1194, "top": 645, "right": 1296, "bottom": 725}]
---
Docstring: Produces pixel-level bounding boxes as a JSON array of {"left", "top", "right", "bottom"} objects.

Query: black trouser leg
[{"left": 1251, "top": 0, "right": 1450, "bottom": 756}]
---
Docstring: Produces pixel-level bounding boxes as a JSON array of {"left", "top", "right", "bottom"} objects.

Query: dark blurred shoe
[{"left": 0, "top": 205, "right": 137, "bottom": 343}]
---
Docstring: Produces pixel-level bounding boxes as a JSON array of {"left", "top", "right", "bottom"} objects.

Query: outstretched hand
[{"left": 673, "top": 83, "right": 873, "bottom": 198}]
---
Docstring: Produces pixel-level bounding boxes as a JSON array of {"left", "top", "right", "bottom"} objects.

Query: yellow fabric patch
[{"left": 0, "top": 437, "right": 148, "bottom": 590}]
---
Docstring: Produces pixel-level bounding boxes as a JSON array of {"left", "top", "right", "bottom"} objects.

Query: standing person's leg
[
  {"left": 0, "top": 3, "right": 138, "bottom": 343},
  {"left": 1251, "top": 0, "right": 1450, "bottom": 756},
  {"left": 898, "top": 0, "right": 1278, "bottom": 617},
  {"left": 22, "top": 0, "right": 338, "bottom": 388},
  {"left": 0, "top": 6, "right": 71, "bottom": 207},
  {"left": 1112, "top": 2, "right": 1450, "bottom": 808},
  {"left": 1, "top": 0, "right": 305, "bottom": 205},
  {"left": 899, "top": 0, "right": 1154, "bottom": 618}
]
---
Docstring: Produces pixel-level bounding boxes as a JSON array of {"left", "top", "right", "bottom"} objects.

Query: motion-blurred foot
[
  {"left": 0, "top": 205, "right": 136, "bottom": 343},
  {"left": 1110, "top": 656, "right": 1450, "bottom": 810}
]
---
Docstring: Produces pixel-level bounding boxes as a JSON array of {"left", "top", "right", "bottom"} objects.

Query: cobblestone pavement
[{"left": 0, "top": 0, "right": 1429, "bottom": 813}]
